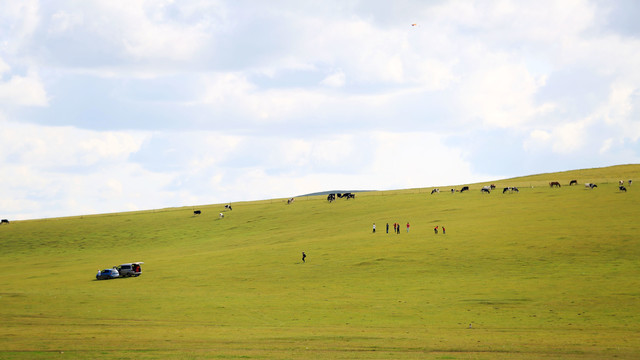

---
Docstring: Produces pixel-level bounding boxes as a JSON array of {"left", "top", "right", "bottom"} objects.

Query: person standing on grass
[
  {"left": 386, "top": 223, "right": 389, "bottom": 234},
  {"left": 397, "top": 223, "right": 400, "bottom": 234},
  {"left": 406, "top": 222, "right": 410, "bottom": 233},
  {"left": 373, "top": 223, "right": 376, "bottom": 233},
  {"left": 442, "top": 226, "right": 446, "bottom": 235},
  {"left": 302, "top": 252, "right": 306, "bottom": 263},
  {"left": 434, "top": 226, "right": 438, "bottom": 234}
]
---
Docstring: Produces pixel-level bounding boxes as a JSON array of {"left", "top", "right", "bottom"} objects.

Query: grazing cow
[
  {"left": 549, "top": 181, "right": 561, "bottom": 187},
  {"left": 490, "top": 184, "right": 496, "bottom": 190},
  {"left": 481, "top": 188, "right": 490, "bottom": 194},
  {"left": 585, "top": 183, "right": 597, "bottom": 189},
  {"left": 344, "top": 192, "right": 355, "bottom": 199},
  {"left": 193, "top": 210, "right": 201, "bottom": 215},
  {"left": 224, "top": 204, "right": 232, "bottom": 211},
  {"left": 431, "top": 188, "right": 440, "bottom": 194},
  {"left": 619, "top": 180, "right": 624, "bottom": 186},
  {"left": 1, "top": 219, "right": 9, "bottom": 224},
  {"left": 327, "top": 193, "right": 336, "bottom": 202},
  {"left": 503, "top": 187, "right": 509, "bottom": 194},
  {"left": 503, "top": 187, "right": 519, "bottom": 194},
  {"left": 570, "top": 180, "right": 578, "bottom": 186},
  {"left": 451, "top": 188, "right": 455, "bottom": 193},
  {"left": 287, "top": 198, "right": 295, "bottom": 204},
  {"left": 460, "top": 186, "right": 469, "bottom": 192},
  {"left": 219, "top": 213, "right": 224, "bottom": 218},
  {"left": 619, "top": 185, "right": 627, "bottom": 192}
]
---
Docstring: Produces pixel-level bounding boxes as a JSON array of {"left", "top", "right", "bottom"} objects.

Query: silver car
[
  {"left": 116, "top": 262, "right": 144, "bottom": 277},
  {"left": 96, "top": 268, "right": 119, "bottom": 280}
]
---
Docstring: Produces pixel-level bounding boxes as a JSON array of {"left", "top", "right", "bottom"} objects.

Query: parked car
[
  {"left": 116, "top": 262, "right": 144, "bottom": 277},
  {"left": 96, "top": 268, "right": 120, "bottom": 280}
]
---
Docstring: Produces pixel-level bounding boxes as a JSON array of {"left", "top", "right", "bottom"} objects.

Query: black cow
[
  {"left": 619, "top": 185, "right": 627, "bottom": 192},
  {"left": 460, "top": 186, "right": 469, "bottom": 192},
  {"left": 431, "top": 188, "right": 440, "bottom": 194},
  {"left": 569, "top": 180, "right": 578, "bottom": 186},
  {"left": 342, "top": 192, "right": 355, "bottom": 199},
  {"left": 193, "top": 210, "right": 201, "bottom": 215},
  {"left": 327, "top": 193, "right": 336, "bottom": 202},
  {"left": 481, "top": 188, "right": 490, "bottom": 194},
  {"left": 224, "top": 204, "right": 232, "bottom": 210},
  {"left": 1, "top": 219, "right": 9, "bottom": 224}
]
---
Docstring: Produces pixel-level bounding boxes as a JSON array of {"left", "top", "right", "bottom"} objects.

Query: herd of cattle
[
  {"left": 191, "top": 204, "right": 233, "bottom": 218},
  {"left": 427, "top": 179, "right": 632, "bottom": 195},
  {"left": 184, "top": 179, "right": 631, "bottom": 218},
  {"left": 327, "top": 192, "right": 356, "bottom": 202},
  {"left": 1, "top": 178, "right": 633, "bottom": 225}
]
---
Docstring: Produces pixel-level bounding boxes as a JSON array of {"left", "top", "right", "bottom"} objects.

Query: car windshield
[{"left": 121, "top": 265, "right": 131, "bottom": 269}]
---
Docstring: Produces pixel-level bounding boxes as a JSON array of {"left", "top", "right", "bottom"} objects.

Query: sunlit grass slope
[{"left": 1, "top": 164, "right": 639, "bottom": 359}]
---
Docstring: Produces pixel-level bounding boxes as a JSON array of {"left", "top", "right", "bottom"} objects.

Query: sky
[{"left": 1, "top": 0, "right": 639, "bottom": 220}]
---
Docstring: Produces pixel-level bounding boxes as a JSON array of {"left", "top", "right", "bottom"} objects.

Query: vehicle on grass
[
  {"left": 96, "top": 268, "right": 120, "bottom": 280},
  {"left": 116, "top": 262, "right": 144, "bottom": 277}
]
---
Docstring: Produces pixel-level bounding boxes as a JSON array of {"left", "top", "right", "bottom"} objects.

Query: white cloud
[
  {"left": 457, "top": 51, "right": 547, "bottom": 128},
  {"left": 0, "top": 0, "right": 40, "bottom": 52},
  {"left": 369, "top": 131, "right": 492, "bottom": 188},
  {"left": 601, "top": 82, "right": 640, "bottom": 142},
  {"left": 0, "top": 69, "right": 48, "bottom": 107},
  {"left": 199, "top": 73, "right": 256, "bottom": 105},
  {"left": 49, "top": 10, "right": 84, "bottom": 34},
  {"left": 0, "top": 122, "right": 181, "bottom": 219},
  {"left": 0, "top": 57, "right": 10, "bottom": 74},
  {"left": 550, "top": 121, "right": 588, "bottom": 153},
  {"left": 0, "top": 122, "right": 143, "bottom": 167},
  {"left": 320, "top": 70, "right": 346, "bottom": 87},
  {"left": 524, "top": 129, "right": 552, "bottom": 151}
]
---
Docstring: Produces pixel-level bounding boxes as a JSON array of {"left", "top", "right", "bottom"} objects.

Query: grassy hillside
[{"left": 1, "top": 164, "right": 639, "bottom": 359}]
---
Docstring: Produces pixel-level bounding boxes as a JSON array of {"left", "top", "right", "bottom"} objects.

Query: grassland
[{"left": 1, "top": 164, "right": 639, "bottom": 359}]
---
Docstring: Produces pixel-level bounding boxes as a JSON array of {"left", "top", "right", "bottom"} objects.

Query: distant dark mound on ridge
[{"left": 298, "top": 190, "right": 376, "bottom": 197}]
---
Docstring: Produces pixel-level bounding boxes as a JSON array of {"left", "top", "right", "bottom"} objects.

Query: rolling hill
[{"left": 1, "top": 164, "right": 639, "bottom": 359}]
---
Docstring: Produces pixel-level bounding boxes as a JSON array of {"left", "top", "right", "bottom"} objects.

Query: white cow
[{"left": 219, "top": 213, "right": 224, "bottom": 218}]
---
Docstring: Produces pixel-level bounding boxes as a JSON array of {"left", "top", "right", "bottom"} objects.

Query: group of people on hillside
[
  {"left": 433, "top": 225, "right": 445, "bottom": 234},
  {"left": 372, "top": 222, "right": 445, "bottom": 235}
]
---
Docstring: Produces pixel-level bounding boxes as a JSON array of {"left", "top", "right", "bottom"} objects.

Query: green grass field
[{"left": 1, "top": 164, "right": 639, "bottom": 359}]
